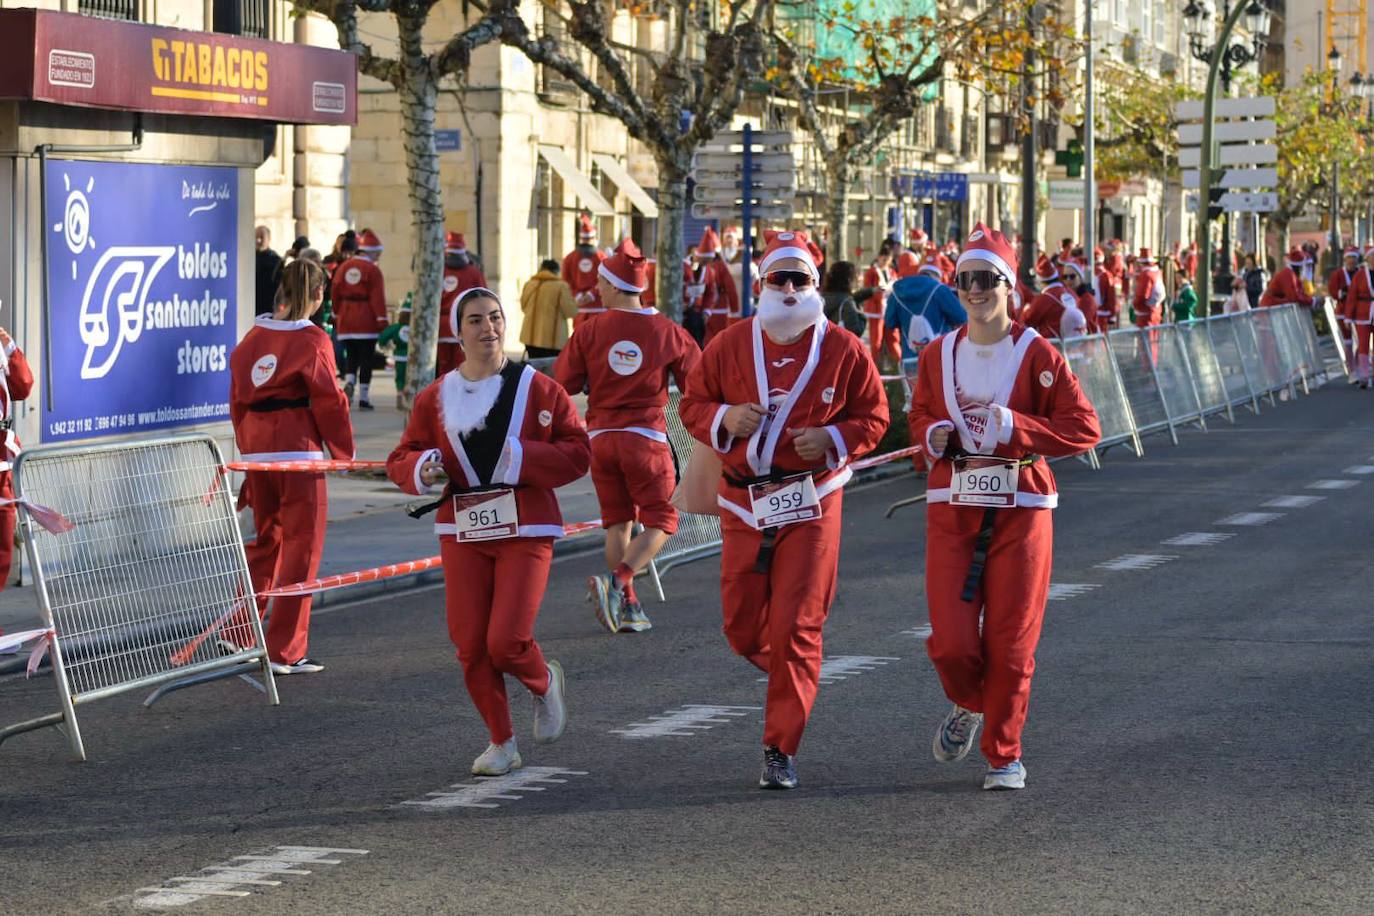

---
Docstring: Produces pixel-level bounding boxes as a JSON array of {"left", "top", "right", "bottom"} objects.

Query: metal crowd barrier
[
  {"left": 1, "top": 435, "right": 278, "bottom": 761},
  {"left": 1058, "top": 334, "right": 1141, "bottom": 460},
  {"left": 656, "top": 389, "right": 725, "bottom": 578}
]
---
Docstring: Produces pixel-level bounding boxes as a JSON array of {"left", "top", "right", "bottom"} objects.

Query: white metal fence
[{"left": 1, "top": 434, "right": 277, "bottom": 761}]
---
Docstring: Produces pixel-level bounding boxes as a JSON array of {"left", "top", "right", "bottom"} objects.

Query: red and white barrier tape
[
  {"left": 0, "top": 627, "right": 53, "bottom": 676},
  {"left": 0, "top": 498, "right": 75, "bottom": 535},
  {"left": 225, "top": 459, "right": 388, "bottom": 473}
]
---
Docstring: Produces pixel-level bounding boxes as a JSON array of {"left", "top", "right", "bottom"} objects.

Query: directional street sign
[
  {"left": 1178, "top": 144, "right": 1277, "bottom": 168},
  {"left": 690, "top": 186, "right": 793, "bottom": 206},
  {"left": 697, "top": 129, "right": 794, "bottom": 150},
  {"left": 692, "top": 202, "right": 792, "bottom": 220},
  {"left": 1182, "top": 167, "right": 1278, "bottom": 190},
  {"left": 1177, "top": 120, "right": 1276, "bottom": 145},
  {"left": 1174, "top": 96, "right": 1276, "bottom": 120},
  {"left": 1049, "top": 179, "right": 1085, "bottom": 210},
  {"left": 691, "top": 151, "right": 794, "bottom": 172},
  {"left": 1217, "top": 191, "right": 1278, "bottom": 213},
  {"left": 690, "top": 171, "right": 797, "bottom": 190}
]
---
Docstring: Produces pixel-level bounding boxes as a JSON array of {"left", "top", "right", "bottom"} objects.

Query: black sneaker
[
  {"left": 759, "top": 745, "right": 798, "bottom": 790},
  {"left": 358, "top": 400, "right": 375, "bottom": 411}
]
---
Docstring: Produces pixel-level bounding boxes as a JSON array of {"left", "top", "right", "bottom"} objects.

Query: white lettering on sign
[{"left": 48, "top": 50, "right": 95, "bottom": 89}]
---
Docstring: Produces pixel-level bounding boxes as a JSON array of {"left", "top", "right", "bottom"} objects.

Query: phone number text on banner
[{"left": 42, "top": 159, "right": 238, "bottom": 443}]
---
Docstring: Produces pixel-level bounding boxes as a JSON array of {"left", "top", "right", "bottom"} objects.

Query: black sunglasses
[
  {"left": 765, "top": 270, "right": 814, "bottom": 289},
  {"left": 955, "top": 269, "right": 1010, "bottom": 292}
]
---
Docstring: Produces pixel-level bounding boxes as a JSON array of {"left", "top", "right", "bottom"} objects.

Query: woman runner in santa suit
[
  {"left": 909, "top": 223, "right": 1100, "bottom": 790},
  {"left": 228, "top": 258, "right": 354, "bottom": 675},
  {"left": 387, "top": 287, "right": 589, "bottom": 776}
]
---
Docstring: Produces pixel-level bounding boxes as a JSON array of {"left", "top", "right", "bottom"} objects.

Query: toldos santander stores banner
[{"left": 43, "top": 159, "right": 237, "bottom": 442}]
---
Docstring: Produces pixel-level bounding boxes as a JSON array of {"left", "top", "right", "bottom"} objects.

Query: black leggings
[{"left": 343, "top": 338, "right": 377, "bottom": 385}]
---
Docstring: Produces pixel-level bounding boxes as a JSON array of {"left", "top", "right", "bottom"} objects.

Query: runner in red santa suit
[
  {"left": 228, "top": 259, "right": 355, "bottom": 675},
  {"left": 1260, "top": 247, "right": 1322, "bottom": 310},
  {"left": 563, "top": 215, "right": 605, "bottom": 331},
  {"left": 0, "top": 324, "right": 33, "bottom": 593},
  {"left": 679, "top": 230, "right": 889, "bottom": 790},
  {"left": 555, "top": 239, "right": 701, "bottom": 634},
  {"left": 1131, "top": 248, "right": 1165, "bottom": 327},
  {"left": 862, "top": 240, "right": 899, "bottom": 369},
  {"left": 388, "top": 287, "right": 589, "bottom": 776},
  {"left": 694, "top": 227, "right": 740, "bottom": 346},
  {"left": 437, "top": 231, "right": 488, "bottom": 376},
  {"left": 909, "top": 223, "right": 1100, "bottom": 791},
  {"left": 1344, "top": 247, "right": 1374, "bottom": 387},
  {"left": 1092, "top": 247, "right": 1119, "bottom": 330},
  {"left": 1330, "top": 247, "right": 1360, "bottom": 365},
  {"left": 1058, "top": 258, "right": 1095, "bottom": 336},
  {"left": 331, "top": 229, "right": 388, "bottom": 410},
  {"left": 1020, "top": 255, "right": 1085, "bottom": 339}
]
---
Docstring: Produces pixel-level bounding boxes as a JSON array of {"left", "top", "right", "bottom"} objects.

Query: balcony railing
[
  {"left": 79, "top": 0, "right": 138, "bottom": 21},
  {"left": 214, "top": 0, "right": 270, "bottom": 38}
]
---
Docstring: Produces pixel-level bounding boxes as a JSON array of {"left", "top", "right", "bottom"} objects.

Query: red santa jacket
[
  {"left": 699, "top": 258, "right": 739, "bottom": 319},
  {"left": 1259, "top": 266, "right": 1313, "bottom": 309},
  {"left": 0, "top": 344, "right": 34, "bottom": 473},
  {"left": 1076, "top": 288, "right": 1100, "bottom": 335},
  {"left": 439, "top": 263, "right": 489, "bottom": 343},
  {"left": 1345, "top": 266, "right": 1374, "bottom": 323},
  {"left": 908, "top": 324, "right": 1100, "bottom": 509},
  {"left": 331, "top": 256, "right": 387, "bottom": 339},
  {"left": 1093, "top": 267, "right": 1119, "bottom": 326},
  {"left": 387, "top": 365, "right": 591, "bottom": 540},
  {"left": 1132, "top": 266, "right": 1164, "bottom": 326},
  {"left": 643, "top": 259, "right": 658, "bottom": 308},
  {"left": 679, "top": 317, "right": 889, "bottom": 528},
  {"left": 562, "top": 247, "right": 605, "bottom": 316},
  {"left": 229, "top": 315, "right": 355, "bottom": 462},
  {"left": 1020, "top": 282, "right": 1079, "bottom": 340},
  {"left": 862, "top": 263, "right": 895, "bottom": 320},
  {"left": 1329, "top": 267, "right": 1354, "bottom": 308},
  {"left": 553, "top": 306, "right": 701, "bottom": 438}
]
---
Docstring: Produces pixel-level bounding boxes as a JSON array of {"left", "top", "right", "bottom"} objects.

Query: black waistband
[
  {"left": 723, "top": 467, "right": 814, "bottom": 489},
  {"left": 247, "top": 397, "right": 310, "bottom": 413},
  {"left": 407, "top": 482, "right": 518, "bottom": 519}
]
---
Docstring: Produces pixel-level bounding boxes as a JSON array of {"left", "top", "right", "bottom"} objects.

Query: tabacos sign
[{"left": 149, "top": 37, "right": 271, "bottom": 108}]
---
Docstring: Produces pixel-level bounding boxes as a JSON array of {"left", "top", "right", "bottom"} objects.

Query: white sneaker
[
  {"left": 933, "top": 704, "right": 982, "bottom": 762},
  {"left": 983, "top": 759, "right": 1027, "bottom": 790},
  {"left": 532, "top": 660, "right": 567, "bottom": 744},
  {"left": 471, "top": 738, "right": 522, "bottom": 776},
  {"left": 270, "top": 657, "right": 324, "bottom": 676}
]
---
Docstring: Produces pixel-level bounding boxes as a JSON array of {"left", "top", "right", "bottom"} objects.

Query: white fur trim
[
  {"left": 956, "top": 248, "right": 1016, "bottom": 285},
  {"left": 414, "top": 447, "right": 443, "bottom": 494},
  {"left": 926, "top": 487, "right": 1058, "bottom": 509},
  {"left": 598, "top": 262, "right": 645, "bottom": 292},
  {"left": 824, "top": 425, "right": 849, "bottom": 471},
  {"left": 924, "top": 419, "right": 955, "bottom": 456},
  {"left": 709, "top": 403, "right": 735, "bottom": 453},
  {"left": 493, "top": 437, "right": 523, "bottom": 486},
  {"left": 254, "top": 316, "right": 313, "bottom": 331},
  {"left": 759, "top": 246, "right": 819, "bottom": 281},
  {"left": 588, "top": 427, "right": 668, "bottom": 443}
]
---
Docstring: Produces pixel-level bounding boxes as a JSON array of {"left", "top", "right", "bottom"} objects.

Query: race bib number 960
[
  {"left": 749, "top": 474, "right": 822, "bottom": 529},
  {"left": 453, "top": 489, "right": 519, "bottom": 541},
  {"left": 950, "top": 457, "right": 1018, "bottom": 509}
]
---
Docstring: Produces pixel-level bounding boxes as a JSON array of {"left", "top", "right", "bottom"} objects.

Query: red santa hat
[
  {"left": 910, "top": 228, "right": 928, "bottom": 245},
  {"left": 445, "top": 231, "right": 467, "bottom": 254},
  {"left": 918, "top": 253, "right": 944, "bottom": 277},
  {"left": 896, "top": 249, "right": 921, "bottom": 277},
  {"left": 1137, "top": 247, "right": 1155, "bottom": 264},
  {"left": 1285, "top": 246, "right": 1308, "bottom": 266},
  {"left": 1060, "top": 258, "right": 1087, "bottom": 280},
  {"left": 357, "top": 228, "right": 383, "bottom": 252},
  {"left": 722, "top": 225, "right": 741, "bottom": 241},
  {"left": 697, "top": 226, "right": 721, "bottom": 258},
  {"left": 806, "top": 238, "right": 826, "bottom": 270},
  {"left": 1344, "top": 246, "right": 1361, "bottom": 260},
  {"left": 1093, "top": 246, "right": 1104, "bottom": 261},
  {"left": 577, "top": 214, "right": 597, "bottom": 242},
  {"left": 598, "top": 238, "right": 647, "bottom": 293},
  {"left": 758, "top": 229, "right": 820, "bottom": 282},
  {"left": 955, "top": 222, "right": 1018, "bottom": 283},
  {"left": 1035, "top": 254, "right": 1059, "bottom": 283},
  {"left": 448, "top": 286, "right": 502, "bottom": 340}
]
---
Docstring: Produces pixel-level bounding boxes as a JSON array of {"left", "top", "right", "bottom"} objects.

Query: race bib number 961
[
  {"left": 749, "top": 474, "right": 822, "bottom": 529},
  {"left": 950, "top": 457, "right": 1018, "bottom": 509},
  {"left": 453, "top": 489, "right": 519, "bottom": 541}
]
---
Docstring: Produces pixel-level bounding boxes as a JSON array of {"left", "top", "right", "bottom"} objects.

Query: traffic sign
[
  {"left": 1177, "top": 120, "right": 1276, "bottom": 145},
  {"left": 1049, "top": 179, "right": 1085, "bottom": 210},
  {"left": 691, "top": 202, "right": 793, "bottom": 220},
  {"left": 1174, "top": 96, "right": 1276, "bottom": 120},
  {"left": 1179, "top": 144, "right": 1277, "bottom": 168},
  {"left": 691, "top": 151, "right": 794, "bottom": 172},
  {"left": 690, "top": 170, "right": 796, "bottom": 190},
  {"left": 1216, "top": 191, "right": 1278, "bottom": 213},
  {"left": 1182, "top": 167, "right": 1278, "bottom": 190},
  {"left": 698, "top": 129, "right": 794, "bottom": 149},
  {"left": 691, "top": 186, "right": 793, "bottom": 206}
]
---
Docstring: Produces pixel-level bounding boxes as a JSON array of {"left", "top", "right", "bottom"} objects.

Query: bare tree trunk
[
  {"left": 397, "top": 9, "right": 445, "bottom": 398},
  {"left": 827, "top": 159, "right": 853, "bottom": 264},
  {"left": 654, "top": 150, "right": 691, "bottom": 322}
]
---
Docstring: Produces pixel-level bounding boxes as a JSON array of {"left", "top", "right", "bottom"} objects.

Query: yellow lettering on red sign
[{"left": 148, "top": 36, "right": 270, "bottom": 101}]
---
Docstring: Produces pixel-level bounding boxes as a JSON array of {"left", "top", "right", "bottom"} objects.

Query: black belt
[
  {"left": 246, "top": 397, "right": 309, "bottom": 413},
  {"left": 722, "top": 467, "right": 818, "bottom": 572},
  {"left": 0, "top": 418, "right": 12, "bottom": 431},
  {"left": 407, "top": 482, "right": 516, "bottom": 519},
  {"left": 945, "top": 449, "right": 1041, "bottom": 603}
]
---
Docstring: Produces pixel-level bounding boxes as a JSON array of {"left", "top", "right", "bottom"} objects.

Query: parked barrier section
[
  {"left": 1059, "top": 334, "right": 1141, "bottom": 457},
  {"left": 1107, "top": 328, "right": 1176, "bottom": 443},
  {"left": 1149, "top": 324, "right": 1205, "bottom": 429},
  {"left": 1175, "top": 320, "right": 1233, "bottom": 422},
  {"left": 1, "top": 435, "right": 277, "bottom": 760},
  {"left": 1205, "top": 316, "right": 1261, "bottom": 412}
]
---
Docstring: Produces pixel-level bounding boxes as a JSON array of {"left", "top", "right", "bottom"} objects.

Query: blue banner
[
  {"left": 43, "top": 160, "right": 238, "bottom": 443},
  {"left": 892, "top": 171, "right": 969, "bottom": 202}
]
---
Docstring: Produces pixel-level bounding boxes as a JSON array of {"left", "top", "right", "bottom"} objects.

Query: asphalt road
[{"left": 3, "top": 380, "right": 1374, "bottom": 914}]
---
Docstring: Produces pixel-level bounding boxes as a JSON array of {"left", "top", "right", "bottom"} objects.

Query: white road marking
[
  {"left": 1047, "top": 583, "right": 1101, "bottom": 601},
  {"left": 402, "top": 767, "right": 589, "bottom": 810},
  {"left": 1216, "top": 512, "right": 1284, "bottom": 526},
  {"left": 759, "top": 655, "right": 900, "bottom": 685},
  {"left": 1342, "top": 465, "right": 1374, "bottom": 475},
  {"left": 612, "top": 704, "right": 761, "bottom": 739},
  {"left": 899, "top": 624, "right": 933, "bottom": 639},
  {"left": 1263, "top": 495, "right": 1325, "bottom": 508},
  {"left": 1161, "top": 532, "right": 1235, "bottom": 547},
  {"left": 1095, "top": 554, "right": 1179, "bottom": 571},
  {"left": 1307, "top": 479, "right": 1359, "bottom": 490},
  {"left": 134, "top": 847, "right": 366, "bottom": 909}
]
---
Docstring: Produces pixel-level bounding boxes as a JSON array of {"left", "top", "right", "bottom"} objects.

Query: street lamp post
[
  {"left": 1184, "top": 0, "right": 1271, "bottom": 313},
  {"left": 1329, "top": 45, "right": 1344, "bottom": 272}
]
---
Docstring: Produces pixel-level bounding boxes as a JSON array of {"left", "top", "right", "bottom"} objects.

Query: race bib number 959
[
  {"left": 749, "top": 474, "right": 822, "bottom": 529},
  {"left": 453, "top": 489, "right": 519, "bottom": 541}
]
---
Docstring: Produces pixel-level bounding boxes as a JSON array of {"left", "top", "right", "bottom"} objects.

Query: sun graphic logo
[{"left": 54, "top": 172, "right": 97, "bottom": 279}]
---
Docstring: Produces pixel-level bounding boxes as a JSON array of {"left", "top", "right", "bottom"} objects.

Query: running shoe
[
  {"left": 932, "top": 704, "right": 982, "bottom": 763},
  {"left": 270, "top": 657, "right": 325, "bottom": 676},
  {"left": 983, "top": 759, "right": 1027, "bottom": 791},
  {"left": 471, "top": 738, "right": 522, "bottom": 776},
  {"left": 358, "top": 400, "right": 375, "bottom": 411},
  {"left": 344, "top": 381, "right": 355, "bottom": 403},
  {"left": 215, "top": 638, "right": 244, "bottom": 656},
  {"left": 532, "top": 660, "right": 567, "bottom": 744},
  {"left": 759, "top": 745, "right": 798, "bottom": 790},
  {"left": 587, "top": 573, "right": 625, "bottom": 633},
  {"left": 617, "top": 599, "right": 653, "bottom": 633}
]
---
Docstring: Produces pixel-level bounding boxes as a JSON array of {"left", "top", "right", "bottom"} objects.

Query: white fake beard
[
  {"left": 440, "top": 369, "right": 503, "bottom": 438},
  {"left": 721, "top": 244, "right": 739, "bottom": 262},
  {"left": 757, "top": 285, "right": 823, "bottom": 341}
]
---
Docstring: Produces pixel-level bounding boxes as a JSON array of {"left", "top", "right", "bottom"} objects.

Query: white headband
[{"left": 758, "top": 245, "right": 818, "bottom": 281}]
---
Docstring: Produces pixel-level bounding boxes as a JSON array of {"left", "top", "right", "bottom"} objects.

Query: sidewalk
[{"left": 0, "top": 370, "right": 605, "bottom": 637}]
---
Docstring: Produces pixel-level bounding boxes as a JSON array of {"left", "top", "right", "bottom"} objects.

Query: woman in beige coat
[{"left": 520, "top": 259, "right": 579, "bottom": 358}]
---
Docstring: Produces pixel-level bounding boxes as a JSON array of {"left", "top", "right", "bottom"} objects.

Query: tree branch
[{"left": 293, "top": 0, "right": 403, "bottom": 85}]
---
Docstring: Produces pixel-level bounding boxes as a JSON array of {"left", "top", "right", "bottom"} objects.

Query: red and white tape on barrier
[
  {"left": 225, "top": 459, "right": 389, "bottom": 473},
  {"left": 0, "top": 627, "right": 53, "bottom": 677}
]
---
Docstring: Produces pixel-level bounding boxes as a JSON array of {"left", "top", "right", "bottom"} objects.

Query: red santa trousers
[
  {"left": 719, "top": 490, "right": 842, "bottom": 756},
  {"left": 441, "top": 536, "right": 553, "bottom": 745},
  {"left": 925, "top": 502, "right": 1053, "bottom": 768},
  {"left": 866, "top": 318, "right": 899, "bottom": 368},
  {"left": 1356, "top": 324, "right": 1372, "bottom": 381},
  {"left": 589, "top": 433, "right": 679, "bottom": 534},
  {"left": 0, "top": 472, "right": 15, "bottom": 591},
  {"left": 241, "top": 470, "right": 327, "bottom": 664}
]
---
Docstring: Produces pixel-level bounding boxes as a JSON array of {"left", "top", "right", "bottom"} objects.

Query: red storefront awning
[{"left": 0, "top": 8, "right": 357, "bottom": 126}]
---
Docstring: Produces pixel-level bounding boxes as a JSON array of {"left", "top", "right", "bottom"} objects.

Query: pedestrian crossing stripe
[
  {"left": 1307, "top": 479, "right": 1359, "bottom": 490},
  {"left": 1161, "top": 532, "right": 1234, "bottom": 546},
  {"left": 612, "top": 704, "right": 761, "bottom": 739},
  {"left": 758, "top": 655, "right": 900, "bottom": 685},
  {"left": 1047, "top": 583, "right": 1101, "bottom": 600},
  {"left": 899, "top": 624, "right": 933, "bottom": 639},
  {"left": 1262, "top": 495, "right": 1324, "bottom": 508},
  {"left": 1095, "top": 554, "right": 1179, "bottom": 571},
  {"left": 1342, "top": 465, "right": 1374, "bottom": 475},
  {"left": 401, "top": 767, "right": 589, "bottom": 810},
  {"left": 1216, "top": 512, "right": 1284, "bottom": 526},
  {"left": 133, "top": 847, "right": 367, "bottom": 909}
]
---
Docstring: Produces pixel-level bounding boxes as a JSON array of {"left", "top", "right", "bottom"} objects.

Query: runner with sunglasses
[
  {"left": 908, "top": 223, "right": 1100, "bottom": 791},
  {"left": 680, "top": 230, "right": 888, "bottom": 790}
]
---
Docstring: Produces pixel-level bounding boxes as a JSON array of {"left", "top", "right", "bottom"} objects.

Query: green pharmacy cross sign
[{"left": 1055, "top": 139, "right": 1084, "bottom": 178}]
